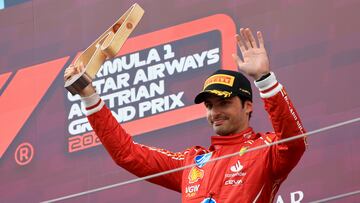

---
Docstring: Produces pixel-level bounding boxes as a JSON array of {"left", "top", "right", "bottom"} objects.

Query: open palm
[{"left": 232, "top": 28, "right": 270, "bottom": 80}]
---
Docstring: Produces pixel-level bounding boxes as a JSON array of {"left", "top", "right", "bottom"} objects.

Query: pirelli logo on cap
[{"left": 203, "top": 74, "right": 235, "bottom": 90}]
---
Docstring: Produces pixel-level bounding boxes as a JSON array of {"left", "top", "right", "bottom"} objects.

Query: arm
[
  {"left": 233, "top": 28, "right": 306, "bottom": 178},
  {"left": 64, "top": 65, "right": 184, "bottom": 192},
  {"left": 255, "top": 72, "right": 306, "bottom": 178}
]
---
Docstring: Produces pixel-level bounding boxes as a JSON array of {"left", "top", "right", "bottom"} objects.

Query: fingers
[
  {"left": 237, "top": 28, "right": 262, "bottom": 49},
  {"left": 64, "top": 67, "right": 75, "bottom": 81},
  {"left": 245, "top": 28, "right": 258, "bottom": 48},
  {"left": 235, "top": 34, "right": 247, "bottom": 52},
  {"left": 240, "top": 28, "right": 252, "bottom": 49},
  {"left": 64, "top": 63, "right": 84, "bottom": 81},
  {"left": 76, "top": 62, "right": 85, "bottom": 73},
  {"left": 257, "top": 31, "right": 264, "bottom": 48}
]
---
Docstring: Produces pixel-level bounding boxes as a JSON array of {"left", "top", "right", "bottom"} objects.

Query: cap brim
[
  {"left": 194, "top": 91, "right": 213, "bottom": 104},
  {"left": 194, "top": 90, "right": 252, "bottom": 104},
  {"left": 194, "top": 90, "right": 234, "bottom": 104}
]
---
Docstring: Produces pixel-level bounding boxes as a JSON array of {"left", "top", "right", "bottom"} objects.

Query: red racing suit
[{"left": 83, "top": 72, "right": 306, "bottom": 203}]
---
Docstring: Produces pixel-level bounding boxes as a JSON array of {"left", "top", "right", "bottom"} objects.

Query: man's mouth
[{"left": 213, "top": 119, "right": 226, "bottom": 126}]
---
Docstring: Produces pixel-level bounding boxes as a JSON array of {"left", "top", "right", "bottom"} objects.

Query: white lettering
[
  {"left": 185, "top": 185, "right": 200, "bottom": 193},
  {"left": 207, "top": 48, "right": 220, "bottom": 65},
  {"left": 147, "top": 48, "right": 161, "bottom": 64},
  {"left": 67, "top": 91, "right": 81, "bottom": 102},
  {"left": 224, "top": 172, "right": 247, "bottom": 178},
  {"left": 67, "top": 45, "right": 222, "bottom": 137},
  {"left": 68, "top": 103, "right": 85, "bottom": 119},
  {"left": 183, "top": 55, "right": 197, "bottom": 71},
  {"left": 147, "top": 63, "right": 165, "bottom": 81},
  {"left": 133, "top": 69, "right": 148, "bottom": 85},
  {"left": 132, "top": 53, "right": 146, "bottom": 68},
  {"left": 112, "top": 106, "right": 136, "bottom": 122},
  {"left": 276, "top": 190, "right": 304, "bottom": 203},
  {"left": 103, "top": 77, "right": 117, "bottom": 93},
  {"left": 164, "top": 57, "right": 185, "bottom": 75},
  {"left": 276, "top": 195, "right": 285, "bottom": 203},
  {"left": 163, "top": 44, "right": 175, "bottom": 60},
  {"left": 138, "top": 92, "right": 184, "bottom": 117},
  {"left": 290, "top": 191, "right": 304, "bottom": 203},
  {"left": 193, "top": 51, "right": 207, "bottom": 67},
  {"left": 68, "top": 118, "right": 92, "bottom": 135},
  {"left": 225, "top": 179, "right": 243, "bottom": 186}
]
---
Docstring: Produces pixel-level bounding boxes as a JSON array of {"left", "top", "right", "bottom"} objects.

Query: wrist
[
  {"left": 255, "top": 72, "right": 271, "bottom": 82},
  {"left": 254, "top": 72, "right": 271, "bottom": 81},
  {"left": 254, "top": 72, "right": 283, "bottom": 98},
  {"left": 80, "top": 91, "right": 104, "bottom": 116},
  {"left": 79, "top": 84, "right": 96, "bottom": 97}
]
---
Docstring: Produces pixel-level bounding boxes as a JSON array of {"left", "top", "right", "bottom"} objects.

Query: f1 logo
[{"left": 0, "top": 57, "right": 68, "bottom": 159}]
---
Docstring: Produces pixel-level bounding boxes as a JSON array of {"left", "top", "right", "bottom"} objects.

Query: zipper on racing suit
[
  {"left": 205, "top": 148, "right": 218, "bottom": 202},
  {"left": 208, "top": 192, "right": 215, "bottom": 202}
]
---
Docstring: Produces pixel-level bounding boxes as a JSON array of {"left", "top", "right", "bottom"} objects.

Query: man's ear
[{"left": 244, "top": 101, "right": 253, "bottom": 114}]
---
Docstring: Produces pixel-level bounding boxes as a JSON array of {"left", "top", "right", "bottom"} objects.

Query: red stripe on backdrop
[{"left": 0, "top": 57, "right": 69, "bottom": 158}]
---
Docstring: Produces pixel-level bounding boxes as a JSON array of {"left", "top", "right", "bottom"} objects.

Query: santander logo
[{"left": 230, "top": 160, "right": 243, "bottom": 173}]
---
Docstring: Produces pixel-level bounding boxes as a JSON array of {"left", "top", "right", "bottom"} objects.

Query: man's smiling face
[{"left": 204, "top": 95, "right": 252, "bottom": 136}]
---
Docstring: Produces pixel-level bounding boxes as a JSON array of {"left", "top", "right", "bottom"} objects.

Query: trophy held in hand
[{"left": 65, "top": 3, "right": 144, "bottom": 95}]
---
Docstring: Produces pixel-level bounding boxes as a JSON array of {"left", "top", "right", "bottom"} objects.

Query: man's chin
[{"left": 213, "top": 126, "right": 231, "bottom": 136}]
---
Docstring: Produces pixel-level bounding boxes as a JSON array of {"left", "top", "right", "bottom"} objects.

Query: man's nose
[{"left": 210, "top": 105, "right": 222, "bottom": 117}]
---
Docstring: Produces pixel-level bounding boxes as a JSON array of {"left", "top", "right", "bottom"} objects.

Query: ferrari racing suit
[{"left": 82, "top": 72, "right": 306, "bottom": 203}]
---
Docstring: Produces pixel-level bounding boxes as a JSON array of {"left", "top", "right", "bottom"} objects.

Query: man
[{"left": 64, "top": 28, "right": 306, "bottom": 202}]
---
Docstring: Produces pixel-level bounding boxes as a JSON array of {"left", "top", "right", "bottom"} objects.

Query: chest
[{"left": 182, "top": 144, "right": 272, "bottom": 202}]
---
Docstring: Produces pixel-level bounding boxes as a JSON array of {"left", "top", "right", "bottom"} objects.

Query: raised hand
[
  {"left": 64, "top": 63, "right": 96, "bottom": 97},
  {"left": 232, "top": 28, "right": 270, "bottom": 80},
  {"left": 64, "top": 62, "right": 84, "bottom": 81}
]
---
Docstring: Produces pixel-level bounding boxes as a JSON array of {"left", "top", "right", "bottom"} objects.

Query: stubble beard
[{"left": 213, "top": 124, "right": 233, "bottom": 136}]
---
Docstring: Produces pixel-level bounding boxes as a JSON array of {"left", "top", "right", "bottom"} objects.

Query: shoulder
[{"left": 185, "top": 146, "right": 210, "bottom": 155}]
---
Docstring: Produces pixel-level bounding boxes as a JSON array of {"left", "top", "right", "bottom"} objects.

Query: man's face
[{"left": 204, "top": 95, "right": 252, "bottom": 136}]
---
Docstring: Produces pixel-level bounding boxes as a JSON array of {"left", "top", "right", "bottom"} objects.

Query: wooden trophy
[{"left": 65, "top": 3, "right": 144, "bottom": 95}]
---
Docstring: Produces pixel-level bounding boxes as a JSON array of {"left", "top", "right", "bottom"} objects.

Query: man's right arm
[{"left": 64, "top": 65, "right": 185, "bottom": 192}]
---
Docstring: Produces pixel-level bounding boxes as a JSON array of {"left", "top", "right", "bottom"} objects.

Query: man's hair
[{"left": 238, "top": 95, "right": 252, "bottom": 120}]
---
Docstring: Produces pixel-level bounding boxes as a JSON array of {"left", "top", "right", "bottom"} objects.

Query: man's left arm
[
  {"left": 255, "top": 72, "right": 307, "bottom": 178},
  {"left": 233, "top": 28, "right": 306, "bottom": 178}
]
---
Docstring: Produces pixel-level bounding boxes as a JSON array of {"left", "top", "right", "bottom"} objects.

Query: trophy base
[{"left": 64, "top": 71, "right": 92, "bottom": 95}]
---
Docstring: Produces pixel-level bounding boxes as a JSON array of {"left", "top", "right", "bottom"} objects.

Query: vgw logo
[{"left": 0, "top": 57, "right": 68, "bottom": 163}]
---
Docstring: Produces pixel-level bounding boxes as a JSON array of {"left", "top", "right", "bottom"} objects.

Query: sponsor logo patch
[
  {"left": 224, "top": 160, "right": 247, "bottom": 178},
  {"left": 203, "top": 74, "right": 235, "bottom": 89},
  {"left": 188, "top": 166, "right": 204, "bottom": 184},
  {"left": 194, "top": 152, "right": 212, "bottom": 168},
  {"left": 225, "top": 179, "right": 243, "bottom": 186},
  {"left": 239, "top": 146, "right": 248, "bottom": 156},
  {"left": 230, "top": 160, "right": 243, "bottom": 173},
  {"left": 185, "top": 184, "right": 200, "bottom": 198}
]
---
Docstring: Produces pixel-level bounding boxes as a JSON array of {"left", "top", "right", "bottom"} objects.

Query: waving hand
[{"left": 232, "top": 28, "right": 270, "bottom": 80}]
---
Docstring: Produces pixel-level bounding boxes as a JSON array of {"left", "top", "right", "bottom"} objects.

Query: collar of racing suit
[{"left": 210, "top": 127, "right": 258, "bottom": 149}]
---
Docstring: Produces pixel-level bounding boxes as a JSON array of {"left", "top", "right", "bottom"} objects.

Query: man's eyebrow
[{"left": 222, "top": 97, "right": 232, "bottom": 102}]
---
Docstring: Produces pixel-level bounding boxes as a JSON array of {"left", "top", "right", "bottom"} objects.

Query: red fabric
[{"left": 87, "top": 85, "right": 306, "bottom": 203}]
